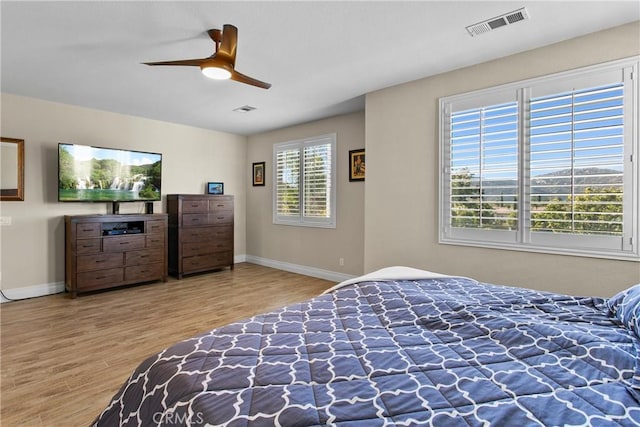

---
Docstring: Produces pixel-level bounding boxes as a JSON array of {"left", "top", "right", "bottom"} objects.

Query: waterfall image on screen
[{"left": 58, "top": 143, "right": 162, "bottom": 202}]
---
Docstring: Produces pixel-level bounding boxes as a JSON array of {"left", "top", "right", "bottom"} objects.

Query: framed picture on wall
[
  {"left": 349, "top": 149, "right": 365, "bottom": 181},
  {"left": 253, "top": 162, "right": 265, "bottom": 186},
  {"left": 207, "top": 182, "right": 224, "bottom": 195}
]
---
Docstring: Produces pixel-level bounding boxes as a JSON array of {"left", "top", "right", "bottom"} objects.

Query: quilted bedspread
[{"left": 93, "top": 271, "right": 640, "bottom": 426}]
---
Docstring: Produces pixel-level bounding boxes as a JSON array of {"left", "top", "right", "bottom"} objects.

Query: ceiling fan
[{"left": 143, "top": 24, "right": 271, "bottom": 89}]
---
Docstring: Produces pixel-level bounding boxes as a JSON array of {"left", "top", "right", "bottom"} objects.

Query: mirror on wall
[{"left": 1, "top": 137, "right": 25, "bottom": 201}]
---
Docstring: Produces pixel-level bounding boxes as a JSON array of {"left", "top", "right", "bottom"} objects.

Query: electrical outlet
[
  {"left": 339, "top": 257, "right": 344, "bottom": 266},
  {"left": 0, "top": 217, "right": 12, "bottom": 226}
]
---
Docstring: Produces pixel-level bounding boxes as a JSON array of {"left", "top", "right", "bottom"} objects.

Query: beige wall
[
  {"left": 246, "top": 112, "right": 365, "bottom": 277},
  {"left": 365, "top": 22, "right": 640, "bottom": 297},
  {"left": 2, "top": 22, "right": 639, "bottom": 300},
  {"left": 0, "top": 94, "right": 247, "bottom": 295}
]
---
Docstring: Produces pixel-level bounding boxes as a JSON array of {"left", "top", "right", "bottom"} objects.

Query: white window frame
[
  {"left": 439, "top": 57, "right": 639, "bottom": 261},
  {"left": 273, "top": 134, "right": 337, "bottom": 228}
]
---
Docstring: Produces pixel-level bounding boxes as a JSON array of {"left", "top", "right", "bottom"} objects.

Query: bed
[{"left": 93, "top": 267, "right": 640, "bottom": 426}]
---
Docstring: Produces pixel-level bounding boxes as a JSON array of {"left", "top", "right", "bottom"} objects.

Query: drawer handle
[
  {"left": 81, "top": 228, "right": 94, "bottom": 232},
  {"left": 191, "top": 204, "right": 199, "bottom": 207},
  {"left": 96, "top": 276, "right": 106, "bottom": 280},
  {"left": 95, "top": 260, "right": 105, "bottom": 263},
  {"left": 120, "top": 241, "right": 130, "bottom": 245},
  {"left": 81, "top": 245, "right": 93, "bottom": 248},
  {"left": 217, "top": 217, "right": 224, "bottom": 220},
  {"left": 216, "top": 204, "right": 225, "bottom": 207}
]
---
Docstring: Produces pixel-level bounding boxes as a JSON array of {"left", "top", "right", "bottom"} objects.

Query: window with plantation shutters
[
  {"left": 273, "top": 134, "right": 336, "bottom": 227},
  {"left": 440, "top": 58, "right": 639, "bottom": 260}
]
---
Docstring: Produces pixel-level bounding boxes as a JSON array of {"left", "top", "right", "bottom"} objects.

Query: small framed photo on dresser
[{"left": 207, "top": 182, "right": 224, "bottom": 195}]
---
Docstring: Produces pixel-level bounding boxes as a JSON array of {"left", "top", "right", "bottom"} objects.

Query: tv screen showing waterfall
[{"left": 58, "top": 143, "right": 162, "bottom": 202}]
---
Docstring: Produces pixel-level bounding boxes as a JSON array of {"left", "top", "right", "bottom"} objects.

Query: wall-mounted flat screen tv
[{"left": 58, "top": 143, "right": 162, "bottom": 202}]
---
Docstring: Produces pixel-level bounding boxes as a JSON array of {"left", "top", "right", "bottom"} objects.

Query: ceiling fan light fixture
[
  {"left": 201, "top": 65, "right": 232, "bottom": 80},
  {"left": 145, "top": 24, "right": 270, "bottom": 89}
]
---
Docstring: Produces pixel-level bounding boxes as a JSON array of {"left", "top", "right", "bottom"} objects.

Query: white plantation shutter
[
  {"left": 440, "top": 58, "right": 638, "bottom": 260},
  {"left": 529, "top": 83, "right": 625, "bottom": 239},
  {"left": 450, "top": 102, "right": 519, "bottom": 232},
  {"left": 442, "top": 87, "right": 520, "bottom": 244},
  {"left": 275, "top": 148, "right": 300, "bottom": 217},
  {"left": 303, "top": 144, "right": 332, "bottom": 218},
  {"left": 273, "top": 134, "right": 336, "bottom": 227}
]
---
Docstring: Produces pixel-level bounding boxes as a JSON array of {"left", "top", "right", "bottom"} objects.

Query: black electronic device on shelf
[{"left": 101, "top": 221, "right": 144, "bottom": 236}]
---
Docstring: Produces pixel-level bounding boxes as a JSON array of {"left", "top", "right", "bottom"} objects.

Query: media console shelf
[{"left": 64, "top": 214, "right": 168, "bottom": 298}]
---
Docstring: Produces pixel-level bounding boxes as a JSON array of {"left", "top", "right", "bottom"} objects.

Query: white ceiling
[{"left": 1, "top": 1, "right": 638, "bottom": 136}]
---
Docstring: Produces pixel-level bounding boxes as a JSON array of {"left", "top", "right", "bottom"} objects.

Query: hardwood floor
[{"left": 0, "top": 263, "right": 334, "bottom": 426}]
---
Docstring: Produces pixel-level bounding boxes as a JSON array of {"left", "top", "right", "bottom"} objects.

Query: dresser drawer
[
  {"left": 77, "top": 253, "right": 123, "bottom": 272},
  {"left": 180, "top": 228, "right": 210, "bottom": 242},
  {"left": 181, "top": 254, "right": 212, "bottom": 272},
  {"left": 182, "top": 252, "right": 233, "bottom": 273},
  {"left": 125, "top": 262, "right": 164, "bottom": 282},
  {"left": 147, "top": 234, "right": 165, "bottom": 248},
  {"left": 207, "top": 211, "right": 233, "bottom": 225},
  {"left": 125, "top": 248, "right": 163, "bottom": 266},
  {"left": 182, "top": 200, "right": 209, "bottom": 213},
  {"left": 182, "top": 214, "right": 209, "bottom": 227},
  {"left": 76, "top": 238, "right": 101, "bottom": 254},
  {"left": 209, "top": 199, "right": 233, "bottom": 211},
  {"left": 146, "top": 220, "right": 166, "bottom": 234},
  {"left": 182, "top": 242, "right": 210, "bottom": 257},
  {"left": 182, "top": 241, "right": 231, "bottom": 257},
  {"left": 76, "top": 223, "right": 101, "bottom": 238},
  {"left": 77, "top": 267, "right": 123, "bottom": 289},
  {"left": 103, "top": 235, "right": 146, "bottom": 252},
  {"left": 180, "top": 226, "right": 232, "bottom": 243}
]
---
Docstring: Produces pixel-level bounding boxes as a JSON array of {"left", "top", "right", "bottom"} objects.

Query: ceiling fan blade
[
  {"left": 217, "top": 24, "right": 237, "bottom": 66},
  {"left": 230, "top": 69, "right": 271, "bottom": 89},
  {"left": 143, "top": 58, "right": 209, "bottom": 67}
]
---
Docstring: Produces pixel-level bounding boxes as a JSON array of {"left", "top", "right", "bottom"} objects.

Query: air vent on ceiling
[
  {"left": 466, "top": 7, "right": 529, "bottom": 37},
  {"left": 233, "top": 105, "right": 256, "bottom": 113}
]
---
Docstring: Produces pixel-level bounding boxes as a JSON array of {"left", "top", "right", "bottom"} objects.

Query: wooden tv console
[{"left": 64, "top": 214, "right": 168, "bottom": 298}]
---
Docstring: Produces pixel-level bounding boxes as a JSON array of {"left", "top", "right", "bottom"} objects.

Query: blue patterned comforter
[{"left": 93, "top": 272, "right": 640, "bottom": 426}]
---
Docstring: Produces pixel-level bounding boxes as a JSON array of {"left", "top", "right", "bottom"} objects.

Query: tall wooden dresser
[{"left": 167, "top": 194, "right": 234, "bottom": 279}]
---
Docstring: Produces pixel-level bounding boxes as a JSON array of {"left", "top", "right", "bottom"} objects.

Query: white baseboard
[
  {"left": 1, "top": 281, "right": 65, "bottom": 303},
  {"left": 0, "top": 255, "right": 353, "bottom": 303},
  {"left": 245, "top": 255, "right": 356, "bottom": 284}
]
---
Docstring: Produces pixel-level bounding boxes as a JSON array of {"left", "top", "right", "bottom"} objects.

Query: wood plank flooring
[{"left": 0, "top": 263, "right": 334, "bottom": 426}]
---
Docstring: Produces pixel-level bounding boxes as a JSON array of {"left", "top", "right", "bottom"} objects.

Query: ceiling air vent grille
[
  {"left": 466, "top": 7, "right": 529, "bottom": 37},
  {"left": 233, "top": 105, "right": 256, "bottom": 113}
]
